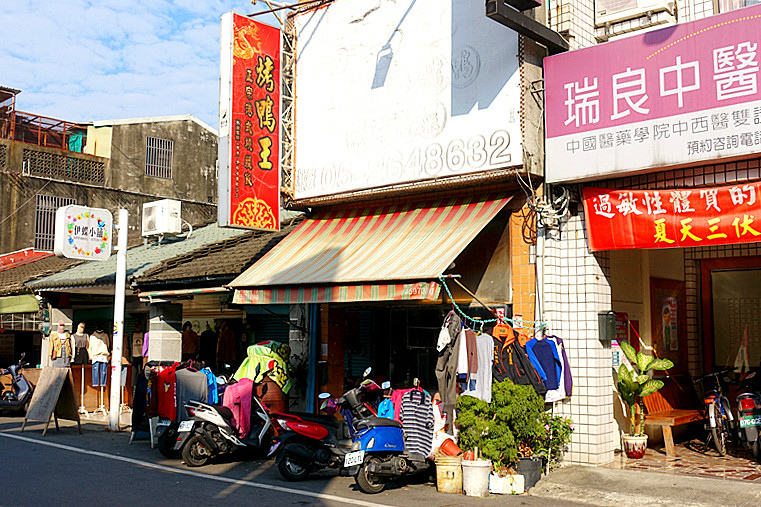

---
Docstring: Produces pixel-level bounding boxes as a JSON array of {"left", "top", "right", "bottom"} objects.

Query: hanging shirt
[
  {"left": 377, "top": 398, "right": 394, "bottom": 419},
  {"left": 400, "top": 389, "right": 434, "bottom": 457},
  {"left": 223, "top": 378, "right": 254, "bottom": 438},
  {"left": 526, "top": 338, "right": 563, "bottom": 391},
  {"left": 461, "top": 333, "right": 494, "bottom": 403},
  {"left": 202, "top": 367, "right": 219, "bottom": 404},
  {"left": 157, "top": 363, "right": 179, "bottom": 421},
  {"left": 175, "top": 368, "right": 209, "bottom": 421},
  {"left": 544, "top": 337, "right": 567, "bottom": 402},
  {"left": 549, "top": 335, "right": 573, "bottom": 395},
  {"left": 492, "top": 331, "right": 547, "bottom": 396}
]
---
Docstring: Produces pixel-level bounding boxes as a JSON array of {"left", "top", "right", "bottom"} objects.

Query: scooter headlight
[
  {"left": 351, "top": 440, "right": 362, "bottom": 451},
  {"left": 366, "top": 437, "right": 375, "bottom": 450}
]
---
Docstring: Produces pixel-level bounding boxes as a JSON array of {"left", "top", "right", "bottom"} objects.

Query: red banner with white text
[{"left": 583, "top": 184, "right": 761, "bottom": 251}]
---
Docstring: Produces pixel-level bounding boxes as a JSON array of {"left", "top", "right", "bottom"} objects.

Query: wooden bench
[{"left": 643, "top": 376, "right": 705, "bottom": 457}]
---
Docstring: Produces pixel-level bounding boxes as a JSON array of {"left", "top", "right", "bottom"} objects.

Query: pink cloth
[
  {"left": 222, "top": 378, "right": 253, "bottom": 438},
  {"left": 390, "top": 387, "right": 419, "bottom": 422}
]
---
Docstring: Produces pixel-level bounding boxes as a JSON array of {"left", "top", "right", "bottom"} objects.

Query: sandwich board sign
[{"left": 54, "top": 205, "right": 112, "bottom": 261}]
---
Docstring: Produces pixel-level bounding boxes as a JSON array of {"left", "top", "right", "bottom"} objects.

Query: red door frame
[{"left": 700, "top": 255, "right": 761, "bottom": 373}]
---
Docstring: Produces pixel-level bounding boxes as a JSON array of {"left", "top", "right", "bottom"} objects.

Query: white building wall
[{"left": 543, "top": 205, "right": 617, "bottom": 465}]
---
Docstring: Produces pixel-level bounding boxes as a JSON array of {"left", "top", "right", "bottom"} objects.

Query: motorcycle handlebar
[{"left": 694, "top": 367, "right": 737, "bottom": 382}]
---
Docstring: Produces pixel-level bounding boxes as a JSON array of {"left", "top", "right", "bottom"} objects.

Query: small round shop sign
[{"left": 54, "top": 205, "right": 113, "bottom": 261}]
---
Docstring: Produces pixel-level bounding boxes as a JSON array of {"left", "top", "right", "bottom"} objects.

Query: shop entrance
[{"left": 701, "top": 256, "right": 761, "bottom": 373}]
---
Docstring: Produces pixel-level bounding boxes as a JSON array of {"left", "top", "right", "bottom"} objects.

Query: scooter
[
  {"left": 736, "top": 369, "right": 761, "bottom": 462},
  {"left": 171, "top": 394, "right": 276, "bottom": 467},
  {"left": 273, "top": 368, "right": 382, "bottom": 482},
  {"left": 0, "top": 353, "right": 33, "bottom": 416},
  {"left": 342, "top": 388, "right": 432, "bottom": 494}
]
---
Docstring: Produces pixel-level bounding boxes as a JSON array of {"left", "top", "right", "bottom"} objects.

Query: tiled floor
[{"left": 605, "top": 439, "right": 761, "bottom": 482}]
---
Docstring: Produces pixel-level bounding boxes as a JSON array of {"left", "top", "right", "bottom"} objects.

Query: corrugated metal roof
[
  {"left": 229, "top": 195, "right": 512, "bottom": 288},
  {"left": 27, "top": 223, "right": 251, "bottom": 291}
]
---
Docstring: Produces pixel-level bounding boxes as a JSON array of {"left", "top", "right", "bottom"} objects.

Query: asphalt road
[{"left": 0, "top": 415, "right": 578, "bottom": 507}]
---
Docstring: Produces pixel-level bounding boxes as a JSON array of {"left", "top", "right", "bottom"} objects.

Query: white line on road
[{"left": 0, "top": 432, "right": 386, "bottom": 507}]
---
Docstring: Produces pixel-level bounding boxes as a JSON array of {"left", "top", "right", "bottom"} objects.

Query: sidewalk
[{"left": 530, "top": 464, "right": 761, "bottom": 506}]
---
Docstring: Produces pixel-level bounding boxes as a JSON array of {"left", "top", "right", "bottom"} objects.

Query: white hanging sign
[{"left": 54, "top": 205, "right": 113, "bottom": 261}]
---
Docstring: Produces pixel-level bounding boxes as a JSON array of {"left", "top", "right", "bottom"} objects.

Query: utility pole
[{"left": 108, "top": 209, "right": 128, "bottom": 430}]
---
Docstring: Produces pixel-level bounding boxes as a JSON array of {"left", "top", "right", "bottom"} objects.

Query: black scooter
[
  {"left": 0, "top": 353, "right": 33, "bottom": 415},
  {"left": 736, "top": 369, "right": 761, "bottom": 462}
]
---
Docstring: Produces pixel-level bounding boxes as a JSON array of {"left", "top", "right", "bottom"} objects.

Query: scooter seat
[
  {"left": 213, "top": 405, "right": 235, "bottom": 422},
  {"left": 355, "top": 416, "right": 402, "bottom": 430},
  {"left": 289, "top": 411, "right": 340, "bottom": 428}
]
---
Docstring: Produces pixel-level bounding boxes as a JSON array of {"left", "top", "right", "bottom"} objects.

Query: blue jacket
[{"left": 526, "top": 338, "right": 563, "bottom": 391}]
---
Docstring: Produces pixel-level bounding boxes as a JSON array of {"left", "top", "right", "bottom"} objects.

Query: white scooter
[{"left": 172, "top": 395, "right": 275, "bottom": 467}]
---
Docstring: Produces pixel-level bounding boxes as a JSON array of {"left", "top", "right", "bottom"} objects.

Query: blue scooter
[{"left": 340, "top": 377, "right": 432, "bottom": 494}]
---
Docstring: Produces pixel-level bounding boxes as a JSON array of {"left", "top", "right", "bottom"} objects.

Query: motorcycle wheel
[
  {"left": 277, "top": 452, "right": 310, "bottom": 481},
  {"left": 182, "top": 434, "right": 212, "bottom": 467},
  {"left": 355, "top": 457, "right": 386, "bottom": 494},
  {"left": 158, "top": 423, "right": 181, "bottom": 459},
  {"left": 752, "top": 439, "right": 761, "bottom": 462}
]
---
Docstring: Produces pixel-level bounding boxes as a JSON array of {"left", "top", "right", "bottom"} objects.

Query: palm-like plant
[{"left": 616, "top": 340, "right": 675, "bottom": 436}]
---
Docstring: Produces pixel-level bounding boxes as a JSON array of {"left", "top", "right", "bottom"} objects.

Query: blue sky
[{"left": 0, "top": 0, "right": 286, "bottom": 128}]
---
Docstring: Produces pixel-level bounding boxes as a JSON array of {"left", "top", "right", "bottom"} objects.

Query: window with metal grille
[
  {"left": 34, "top": 194, "right": 75, "bottom": 251},
  {"left": 145, "top": 136, "right": 174, "bottom": 178}
]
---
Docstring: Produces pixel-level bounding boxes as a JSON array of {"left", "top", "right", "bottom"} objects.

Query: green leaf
[
  {"left": 640, "top": 379, "right": 665, "bottom": 398},
  {"left": 618, "top": 381, "right": 637, "bottom": 406},
  {"left": 636, "top": 352, "right": 654, "bottom": 373},
  {"left": 620, "top": 340, "right": 637, "bottom": 364},
  {"left": 635, "top": 375, "right": 650, "bottom": 384},
  {"left": 617, "top": 364, "right": 633, "bottom": 383},
  {"left": 648, "top": 358, "right": 675, "bottom": 371}
]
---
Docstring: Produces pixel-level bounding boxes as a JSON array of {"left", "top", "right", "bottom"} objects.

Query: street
[{"left": 0, "top": 417, "right": 565, "bottom": 507}]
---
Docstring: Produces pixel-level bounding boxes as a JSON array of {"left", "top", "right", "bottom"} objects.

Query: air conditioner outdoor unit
[
  {"left": 595, "top": 0, "right": 672, "bottom": 26},
  {"left": 142, "top": 199, "right": 182, "bottom": 237}
]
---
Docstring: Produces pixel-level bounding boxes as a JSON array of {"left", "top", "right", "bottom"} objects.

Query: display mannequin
[
  {"left": 49, "top": 321, "right": 74, "bottom": 368},
  {"left": 71, "top": 322, "right": 90, "bottom": 415},
  {"left": 88, "top": 328, "right": 111, "bottom": 415}
]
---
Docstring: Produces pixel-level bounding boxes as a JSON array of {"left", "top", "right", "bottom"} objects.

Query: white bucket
[{"left": 461, "top": 459, "right": 491, "bottom": 497}]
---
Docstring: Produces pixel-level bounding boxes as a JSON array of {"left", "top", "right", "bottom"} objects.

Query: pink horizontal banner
[{"left": 545, "top": 5, "right": 761, "bottom": 138}]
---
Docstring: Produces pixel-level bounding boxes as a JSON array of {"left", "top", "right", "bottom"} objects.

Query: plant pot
[
  {"left": 489, "top": 472, "right": 524, "bottom": 494},
  {"left": 439, "top": 437, "right": 463, "bottom": 456},
  {"left": 622, "top": 434, "right": 648, "bottom": 459},
  {"left": 515, "top": 456, "right": 542, "bottom": 489}
]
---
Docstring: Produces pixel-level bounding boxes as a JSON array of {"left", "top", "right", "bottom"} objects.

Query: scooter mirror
[
  {"left": 318, "top": 392, "right": 332, "bottom": 399},
  {"left": 363, "top": 366, "right": 372, "bottom": 378},
  {"left": 19, "top": 352, "right": 25, "bottom": 361}
]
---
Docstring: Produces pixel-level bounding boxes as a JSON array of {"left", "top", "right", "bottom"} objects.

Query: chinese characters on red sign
[
  {"left": 224, "top": 14, "right": 280, "bottom": 230},
  {"left": 583, "top": 183, "right": 761, "bottom": 251}
]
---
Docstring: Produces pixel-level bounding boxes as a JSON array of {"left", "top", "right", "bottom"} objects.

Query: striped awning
[{"left": 229, "top": 195, "right": 512, "bottom": 304}]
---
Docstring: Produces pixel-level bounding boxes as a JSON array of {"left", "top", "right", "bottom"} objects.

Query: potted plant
[
  {"left": 615, "top": 340, "right": 674, "bottom": 458},
  {"left": 456, "top": 380, "right": 552, "bottom": 492}
]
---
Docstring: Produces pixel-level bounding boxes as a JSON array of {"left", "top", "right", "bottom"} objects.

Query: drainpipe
[{"left": 306, "top": 304, "right": 318, "bottom": 413}]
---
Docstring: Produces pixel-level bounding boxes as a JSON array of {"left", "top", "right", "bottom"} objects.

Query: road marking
[{"left": 0, "top": 432, "right": 386, "bottom": 507}]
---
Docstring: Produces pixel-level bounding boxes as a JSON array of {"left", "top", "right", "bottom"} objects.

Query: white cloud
[{"left": 0, "top": 0, "right": 285, "bottom": 126}]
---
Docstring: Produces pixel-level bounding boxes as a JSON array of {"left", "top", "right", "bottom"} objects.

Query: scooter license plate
[
  {"left": 178, "top": 420, "right": 194, "bottom": 432},
  {"left": 344, "top": 451, "right": 365, "bottom": 467},
  {"left": 740, "top": 415, "right": 761, "bottom": 428}
]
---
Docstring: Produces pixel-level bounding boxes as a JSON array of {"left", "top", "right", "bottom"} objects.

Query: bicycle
[{"left": 694, "top": 367, "right": 737, "bottom": 456}]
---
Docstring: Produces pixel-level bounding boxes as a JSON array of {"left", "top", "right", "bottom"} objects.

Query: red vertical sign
[{"left": 220, "top": 14, "right": 280, "bottom": 230}]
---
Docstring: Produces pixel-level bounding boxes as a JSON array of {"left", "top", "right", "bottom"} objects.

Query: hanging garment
[
  {"left": 223, "top": 377, "right": 254, "bottom": 438},
  {"left": 142, "top": 332, "right": 150, "bottom": 358},
  {"left": 400, "top": 389, "right": 434, "bottom": 457},
  {"left": 549, "top": 335, "right": 573, "bottom": 395},
  {"left": 436, "top": 311, "right": 458, "bottom": 351},
  {"left": 71, "top": 332, "right": 89, "bottom": 364},
  {"left": 435, "top": 328, "right": 461, "bottom": 428},
  {"left": 132, "top": 365, "right": 150, "bottom": 433},
  {"left": 342, "top": 407, "right": 357, "bottom": 439},
  {"left": 377, "top": 398, "right": 394, "bottom": 419},
  {"left": 456, "top": 328, "right": 469, "bottom": 381},
  {"left": 175, "top": 368, "right": 209, "bottom": 422},
  {"left": 493, "top": 330, "right": 547, "bottom": 396},
  {"left": 157, "top": 363, "right": 179, "bottom": 420},
  {"left": 234, "top": 343, "right": 292, "bottom": 394},
  {"left": 202, "top": 367, "right": 219, "bottom": 405},
  {"left": 544, "top": 336, "right": 567, "bottom": 403},
  {"left": 88, "top": 331, "right": 110, "bottom": 363},
  {"left": 461, "top": 333, "right": 494, "bottom": 402},
  {"left": 146, "top": 367, "right": 160, "bottom": 418},
  {"left": 526, "top": 338, "right": 563, "bottom": 391}
]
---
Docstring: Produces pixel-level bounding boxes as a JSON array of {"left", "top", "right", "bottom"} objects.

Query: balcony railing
[{"left": 0, "top": 110, "right": 87, "bottom": 152}]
